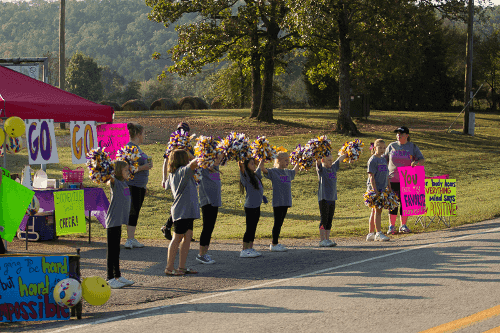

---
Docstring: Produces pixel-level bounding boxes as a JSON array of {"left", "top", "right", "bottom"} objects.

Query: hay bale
[
  {"left": 150, "top": 98, "right": 177, "bottom": 110},
  {"left": 178, "top": 96, "right": 209, "bottom": 110},
  {"left": 100, "top": 101, "right": 122, "bottom": 111},
  {"left": 211, "top": 97, "right": 224, "bottom": 109},
  {"left": 121, "top": 99, "right": 149, "bottom": 111}
]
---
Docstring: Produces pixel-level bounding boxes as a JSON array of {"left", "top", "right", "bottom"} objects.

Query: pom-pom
[
  {"left": 250, "top": 136, "right": 277, "bottom": 161},
  {"left": 305, "top": 135, "right": 332, "bottom": 160},
  {"left": 339, "top": 139, "right": 364, "bottom": 163},
  {"left": 194, "top": 135, "right": 222, "bottom": 169},
  {"left": 217, "top": 132, "right": 251, "bottom": 164},
  {"left": 290, "top": 144, "right": 314, "bottom": 171},
  {"left": 115, "top": 145, "right": 140, "bottom": 180},
  {"left": 164, "top": 129, "right": 195, "bottom": 159},
  {"left": 86, "top": 147, "right": 115, "bottom": 184},
  {"left": 363, "top": 188, "right": 399, "bottom": 210}
]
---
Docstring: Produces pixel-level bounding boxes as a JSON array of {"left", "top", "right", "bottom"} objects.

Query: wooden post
[{"left": 463, "top": 0, "right": 473, "bottom": 135}]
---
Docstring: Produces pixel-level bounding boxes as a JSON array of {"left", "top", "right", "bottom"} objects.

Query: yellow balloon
[
  {"left": 81, "top": 276, "right": 111, "bottom": 306},
  {"left": 0, "top": 128, "right": 4, "bottom": 147},
  {"left": 4, "top": 116, "right": 25, "bottom": 138}
]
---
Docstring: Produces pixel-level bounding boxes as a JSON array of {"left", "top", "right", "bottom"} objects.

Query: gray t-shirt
[
  {"left": 316, "top": 160, "right": 340, "bottom": 201},
  {"left": 105, "top": 179, "right": 131, "bottom": 228},
  {"left": 240, "top": 169, "right": 263, "bottom": 208},
  {"left": 199, "top": 166, "right": 222, "bottom": 207},
  {"left": 367, "top": 155, "right": 389, "bottom": 192},
  {"left": 126, "top": 142, "right": 149, "bottom": 188},
  {"left": 384, "top": 141, "right": 424, "bottom": 182},
  {"left": 168, "top": 165, "right": 200, "bottom": 221},
  {"left": 264, "top": 168, "right": 295, "bottom": 207}
]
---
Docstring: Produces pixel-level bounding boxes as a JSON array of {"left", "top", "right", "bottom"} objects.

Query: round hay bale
[
  {"left": 121, "top": 99, "right": 149, "bottom": 111},
  {"left": 150, "top": 98, "right": 177, "bottom": 110},
  {"left": 99, "top": 101, "right": 122, "bottom": 111},
  {"left": 211, "top": 97, "right": 224, "bottom": 109},
  {"left": 178, "top": 96, "right": 209, "bottom": 110},
  {"left": 178, "top": 96, "right": 197, "bottom": 110}
]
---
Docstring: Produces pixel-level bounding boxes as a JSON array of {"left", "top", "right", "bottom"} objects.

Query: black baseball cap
[{"left": 394, "top": 126, "right": 409, "bottom": 134}]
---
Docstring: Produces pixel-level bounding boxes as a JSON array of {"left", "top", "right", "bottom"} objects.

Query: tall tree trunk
[
  {"left": 250, "top": 23, "right": 261, "bottom": 117},
  {"left": 336, "top": 5, "right": 359, "bottom": 136},
  {"left": 239, "top": 64, "right": 245, "bottom": 108},
  {"left": 257, "top": 18, "right": 279, "bottom": 122}
]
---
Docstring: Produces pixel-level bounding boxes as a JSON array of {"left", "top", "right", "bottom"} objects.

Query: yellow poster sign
[
  {"left": 425, "top": 179, "right": 457, "bottom": 216},
  {"left": 54, "top": 190, "right": 86, "bottom": 235}
]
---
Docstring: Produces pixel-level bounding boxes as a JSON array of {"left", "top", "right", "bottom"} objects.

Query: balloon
[
  {"left": 81, "top": 276, "right": 111, "bottom": 306},
  {"left": 6, "top": 136, "right": 23, "bottom": 154},
  {"left": 0, "top": 128, "right": 4, "bottom": 147},
  {"left": 53, "top": 278, "right": 82, "bottom": 308},
  {"left": 27, "top": 196, "right": 40, "bottom": 215},
  {"left": 4, "top": 116, "right": 25, "bottom": 138}
]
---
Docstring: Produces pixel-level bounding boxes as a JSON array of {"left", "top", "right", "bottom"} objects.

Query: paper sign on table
[{"left": 54, "top": 190, "right": 86, "bottom": 236}]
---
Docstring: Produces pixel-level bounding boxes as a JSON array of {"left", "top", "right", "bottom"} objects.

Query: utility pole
[
  {"left": 59, "top": 0, "right": 66, "bottom": 129},
  {"left": 463, "top": 0, "right": 473, "bottom": 135}
]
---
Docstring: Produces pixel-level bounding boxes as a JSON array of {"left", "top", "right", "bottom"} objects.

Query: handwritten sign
[
  {"left": 24, "top": 119, "right": 59, "bottom": 165},
  {"left": 0, "top": 175, "right": 35, "bottom": 242},
  {"left": 70, "top": 121, "right": 97, "bottom": 164},
  {"left": 97, "top": 123, "right": 129, "bottom": 159},
  {"left": 54, "top": 190, "right": 86, "bottom": 236},
  {"left": 398, "top": 166, "right": 426, "bottom": 216},
  {"left": 0, "top": 255, "right": 70, "bottom": 322},
  {"left": 1, "top": 167, "right": 10, "bottom": 178},
  {"left": 425, "top": 179, "right": 457, "bottom": 216}
]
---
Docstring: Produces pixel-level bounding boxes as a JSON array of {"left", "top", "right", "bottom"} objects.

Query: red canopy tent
[{"left": 0, "top": 66, "right": 113, "bottom": 122}]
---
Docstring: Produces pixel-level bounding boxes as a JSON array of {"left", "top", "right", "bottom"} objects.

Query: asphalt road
[{"left": 3, "top": 218, "right": 500, "bottom": 333}]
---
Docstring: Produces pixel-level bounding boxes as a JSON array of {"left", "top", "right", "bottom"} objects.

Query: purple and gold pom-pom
[
  {"left": 250, "top": 136, "right": 277, "bottom": 161},
  {"left": 195, "top": 135, "right": 222, "bottom": 169},
  {"left": 305, "top": 135, "right": 332, "bottom": 160},
  {"left": 164, "top": 129, "right": 195, "bottom": 159},
  {"left": 86, "top": 147, "right": 115, "bottom": 184},
  {"left": 115, "top": 145, "right": 140, "bottom": 180},
  {"left": 339, "top": 139, "right": 364, "bottom": 163},
  {"left": 193, "top": 168, "right": 203, "bottom": 185},
  {"left": 363, "top": 188, "right": 399, "bottom": 210},
  {"left": 290, "top": 144, "right": 314, "bottom": 171},
  {"left": 218, "top": 132, "right": 251, "bottom": 164}
]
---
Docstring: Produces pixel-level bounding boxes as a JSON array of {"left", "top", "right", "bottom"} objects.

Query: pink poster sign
[
  {"left": 97, "top": 123, "right": 129, "bottom": 159},
  {"left": 398, "top": 166, "right": 426, "bottom": 216}
]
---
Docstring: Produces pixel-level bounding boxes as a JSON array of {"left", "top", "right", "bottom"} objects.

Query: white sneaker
[
  {"left": 249, "top": 248, "right": 262, "bottom": 257},
  {"left": 196, "top": 254, "right": 216, "bottom": 264},
  {"left": 326, "top": 239, "right": 337, "bottom": 247},
  {"left": 130, "top": 238, "right": 144, "bottom": 248},
  {"left": 107, "top": 278, "right": 126, "bottom": 289},
  {"left": 375, "top": 232, "right": 390, "bottom": 242},
  {"left": 117, "top": 276, "right": 134, "bottom": 286},
  {"left": 270, "top": 244, "right": 288, "bottom": 252},
  {"left": 319, "top": 240, "right": 330, "bottom": 247},
  {"left": 366, "top": 233, "right": 375, "bottom": 241},
  {"left": 240, "top": 249, "right": 261, "bottom": 258}
]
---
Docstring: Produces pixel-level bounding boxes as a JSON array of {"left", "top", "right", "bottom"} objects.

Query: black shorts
[{"left": 173, "top": 218, "right": 194, "bottom": 235}]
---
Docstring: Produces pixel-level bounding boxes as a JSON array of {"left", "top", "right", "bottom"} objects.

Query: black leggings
[
  {"left": 319, "top": 200, "right": 336, "bottom": 230},
  {"left": 243, "top": 206, "right": 260, "bottom": 243},
  {"left": 129, "top": 186, "right": 146, "bottom": 227},
  {"left": 272, "top": 206, "right": 289, "bottom": 245},
  {"left": 106, "top": 226, "right": 121, "bottom": 280},
  {"left": 390, "top": 182, "right": 403, "bottom": 216},
  {"left": 200, "top": 204, "right": 218, "bottom": 247}
]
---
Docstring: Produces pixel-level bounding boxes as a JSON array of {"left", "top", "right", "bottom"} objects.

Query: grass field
[{"left": 3, "top": 109, "right": 500, "bottom": 242}]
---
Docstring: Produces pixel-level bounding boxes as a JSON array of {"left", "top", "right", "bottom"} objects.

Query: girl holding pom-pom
[
  {"left": 105, "top": 161, "right": 135, "bottom": 288},
  {"left": 238, "top": 158, "right": 264, "bottom": 258},
  {"left": 260, "top": 152, "right": 299, "bottom": 252},
  {"left": 124, "top": 123, "right": 153, "bottom": 249},
  {"left": 316, "top": 151, "right": 347, "bottom": 247},
  {"left": 164, "top": 149, "right": 200, "bottom": 275},
  {"left": 196, "top": 152, "right": 224, "bottom": 264},
  {"left": 366, "top": 139, "right": 390, "bottom": 242}
]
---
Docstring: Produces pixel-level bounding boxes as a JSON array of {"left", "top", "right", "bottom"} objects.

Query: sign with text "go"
[
  {"left": 25, "top": 119, "right": 59, "bottom": 165},
  {"left": 70, "top": 121, "right": 97, "bottom": 164}
]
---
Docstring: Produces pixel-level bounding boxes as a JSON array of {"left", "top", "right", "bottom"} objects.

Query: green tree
[
  {"left": 140, "top": 78, "right": 174, "bottom": 106},
  {"left": 121, "top": 80, "right": 142, "bottom": 103},
  {"left": 206, "top": 61, "right": 252, "bottom": 108},
  {"left": 66, "top": 51, "right": 103, "bottom": 102},
  {"left": 100, "top": 66, "right": 126, "bottom": 102},
  {"left": 475, "top": 30, "right": 500, "bottom": 110}
]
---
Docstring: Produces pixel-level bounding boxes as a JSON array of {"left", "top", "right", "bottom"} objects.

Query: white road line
[{"left": 49, "top": 226, "right": 500, "bottom": 333}]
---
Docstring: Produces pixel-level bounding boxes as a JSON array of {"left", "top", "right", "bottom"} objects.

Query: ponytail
[{"left": 127, "top": 123, "right": 144, "bottom": 139}]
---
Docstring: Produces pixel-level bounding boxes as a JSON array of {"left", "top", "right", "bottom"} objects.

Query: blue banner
[{"left": 0, "top": 256, "right": 70, "bottom": 322}]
